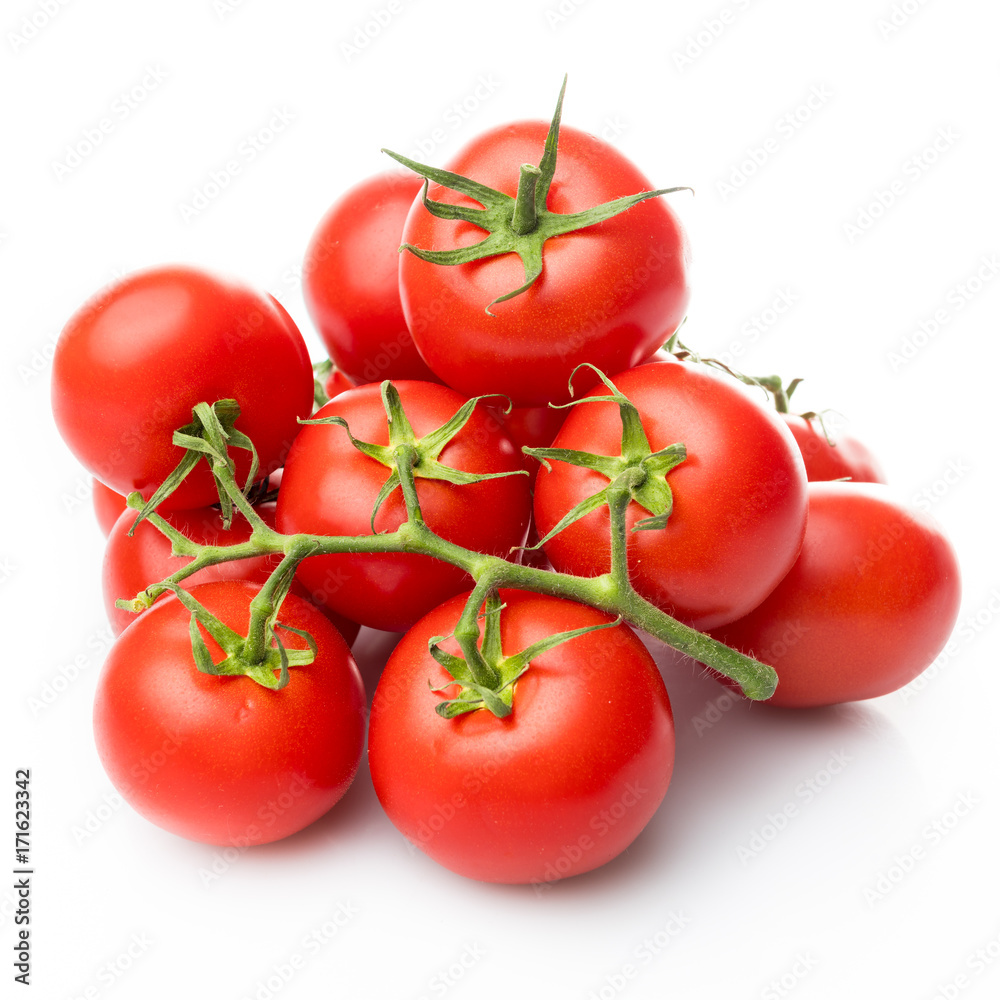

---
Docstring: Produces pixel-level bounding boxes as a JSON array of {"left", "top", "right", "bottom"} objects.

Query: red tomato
[
  {"left": 92, "top": 479, "right": 128, "bottom": 537},
  {"left": 276, "top": 381, "right": 532, "bottom": 632},
  {"left": 708, "top": 482, "right": 961, "bottom": 707},
  {"left": 102, "top": 501, "right": 360, "bottom": 645},
  {"left": 93, "top": 580, "right": 366, "bottom": 845},
  {"left": 323, "top": 365, "right": 356, "bottom": 400},
  {"left": 533, "top": 363, "right": 808, "bottom": 630},
  {"left": 398, "top": 123, "right": 689, "bottom": 406},
  {"left": 496, "top": 403, "right": 567, "bottom": 475},
  {"left": 52, "top": 266, "right": 314, "bottom": 510},
  {"left": 367, "top": 590, "right": 675, "bottom": 884},
  {"left": 781, "top": 414, "right": 886, "bottom": 484},
  {"left": 303, "top": 172, "right": 438, "bottom": 384}
]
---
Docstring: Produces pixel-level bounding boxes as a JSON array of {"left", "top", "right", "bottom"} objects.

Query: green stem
[{"left": 511, "top": 163, "right": 541, "bottom": 235}]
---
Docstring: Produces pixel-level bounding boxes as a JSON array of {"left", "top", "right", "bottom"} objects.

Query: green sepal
[
  {"left": 429, "top": 598, "right": 625, "bottom": 719},
  {"left": 128, "top": 399, "right": 260, "bottom": 535},
  {"left": 383, "top": 76, "right": 691, "bottom": 315},
  {"left": 304, "top": 382, "right": 527, "bottom": 532}
]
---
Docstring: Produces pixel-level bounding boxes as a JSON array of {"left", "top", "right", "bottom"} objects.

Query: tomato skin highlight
[
  {"left": 93, "top": 581, "right": 366, "bottom": 846},
  {"left": 51, "top": 266, "right": 315, "bottom": 510},
  {"left": 781, "top": 413, "right": 887, "bottom": 484},
  {"left": 303, "top": 172, "right": 438, "bottom": 384},
  {"left": 708, "top": 481, "right": 962, "bottom": 708},
  {"left": 533, "top": 362, "right": 809, "bottom": 631},
  {"left": 399, "top": 120, "right": 690, "bottom": 407},
  {"left": 367, "top": 590, "right": 675, "bottom": 884},
  {"left": 276, "top": 381, "right": 532, "bottom": 632}
]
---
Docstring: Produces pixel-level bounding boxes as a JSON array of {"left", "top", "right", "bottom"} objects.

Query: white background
[{"left": 3, "top": 0, "right": 999, "bottom": 997}]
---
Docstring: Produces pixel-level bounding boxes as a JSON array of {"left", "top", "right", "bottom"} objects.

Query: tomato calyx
[
  {"left": 429, "top": 590, "right": 622, "bottom": 719},
  {"left": 157, "top": 544, "right": 317, "bottom": 691},
  {"left": 525, "top": 366, "right": 687, "bottom": 552},
  {"left": 131, "top": 399, "right": 261, "bottom": 533},
  {"left": 303, "top": 381, "right": 529, "bottom": 532},
  {"left": 382, "top": 77, "right": 691, "bottom": 315}
]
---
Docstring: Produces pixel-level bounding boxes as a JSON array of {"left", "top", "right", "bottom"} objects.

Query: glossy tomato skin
[
  {"left": 303, "top": 172, "right": 438, "bottom": 384},
  {"left": 276, "top": 381, "right": 532, "bottom": 632},
  {"left": 93, "top": 580, "right": 366, "bottom": 845},
  {"left": 92, "top": 479, "right": 128, "bottom": 537},
  {"left": 102, "top": 502, "right": 360, "bottom": 645},
  {"left": 708, "top": 482, "right": 961, "bottom": 708},
  {"left": 368, "top": 590, "right": 675, "bottom": 884},
  {"left": 781, "top": 414, "right": 887, "bottom": 484},
  {"left": 52, "top": 266, "right": 314, "bottom": 510},
  {"left": 533, "top": 363, "right": 809, "bottom": 631},
  {"left": 399, "top": 121, "right": 690, "bottom": 407}
]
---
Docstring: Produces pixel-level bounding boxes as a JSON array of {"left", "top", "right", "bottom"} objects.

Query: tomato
[
  {"left": 781, "top": 413, "right": 887, "bottom": 484},
  {"left": 52, "top": 266, "right": 314, "bottom": 510},
  {"left": 708, "top": 481, "right": 961, "bottom": 708},
  {"left": 303, "top": 172, "right": 438, "bottom": 384},
  {"left": 495, "top": 403, "right": 567, "bottom": 476},
  {"left": 323, "top": 365, "right": 356, "bottom": 400},
  {"left": 92, "top": 479, "right": 128, "bottom": 537},
  {"left": 367, "top": 590, "right": 675, "bottom": 884},
  {"left": 93, "top": 580, "right": 366, "bottom": 845},
  {"left": 276, "top": 380, "right": 532, "bottom": 632},
  {"left": 102, "top": 501, "right": 360, "bottom": 645},
  {"left": 533, "top": 363, "right": 809, "bottom": 630},
  {"left": 397, "top": 121, "right": 689, "bottom": 407}
]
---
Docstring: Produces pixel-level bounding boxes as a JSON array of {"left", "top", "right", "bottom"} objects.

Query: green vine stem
[{"left": 119, "top": 431, "right": 778, "bottom": 701}]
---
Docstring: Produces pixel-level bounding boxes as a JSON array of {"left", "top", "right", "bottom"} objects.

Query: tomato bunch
[{"left": 51, "top": 81, "right": 960, "bottom": 885}]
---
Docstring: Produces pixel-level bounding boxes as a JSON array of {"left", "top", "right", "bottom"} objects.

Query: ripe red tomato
[
  {"left": 398, "top": 122, "right": 689, "bottom": 407},
  {"left": 303, "top": 172, "right": 438, "bottom": 384},
  {"left": 52, "top": 266, "right": 314, "bottom": 510},
  {"left": 708, "top": 482, "right": 961, "bottom": 707},
  {"left": 533, "top": 363, "right": 809, "bottom": 630},
  {"left": 367, "top": 590, "right": 675, "bottom": 884},
  {"left": 276, "top": 381, "right": 532, "bottom": 632},
  {"left": 102, "top": 501, "right": 360, "bottom": 645},
  {"left": 781, "top": 414, "right": 886, "bottom": 484},
  {"left": 92, "top": 479, "right": 128, "bottom": 537},
  {"left": 93, "top": 580, "right": 366, "bottom": 845}
]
